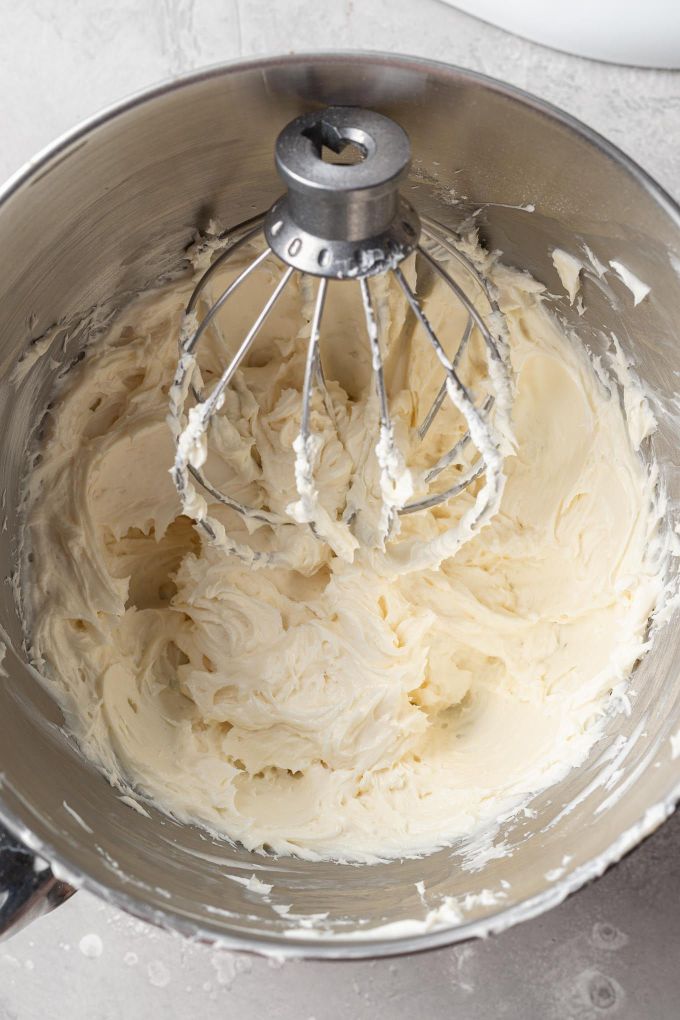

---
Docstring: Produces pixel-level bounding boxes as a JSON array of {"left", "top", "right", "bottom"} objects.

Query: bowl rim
[{"left": 1, "top": 49, "right": 679, "bottom": 960}]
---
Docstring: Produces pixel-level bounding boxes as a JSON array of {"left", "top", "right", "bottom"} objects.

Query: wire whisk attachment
[{"left": 169, "top": 107, "right": 514, "bottom": 572}]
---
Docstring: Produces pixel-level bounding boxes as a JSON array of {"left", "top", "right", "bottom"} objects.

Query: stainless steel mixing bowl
[{"left": 1, "top": 53, "right": 679, "bottom": 958}]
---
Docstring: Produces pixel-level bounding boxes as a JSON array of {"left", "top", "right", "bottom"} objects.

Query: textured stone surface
[{"left": 1, "top": 1, "right": 679, "bottom": 1017}]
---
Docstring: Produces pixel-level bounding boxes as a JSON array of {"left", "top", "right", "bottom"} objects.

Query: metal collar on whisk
[{"left": 265, "top": 106, "right": 420, "bottom": 279}]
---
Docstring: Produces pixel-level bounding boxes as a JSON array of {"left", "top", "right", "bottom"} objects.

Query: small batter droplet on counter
[{"left": 78, "top": 934, "right": 103, "bottom": 959}]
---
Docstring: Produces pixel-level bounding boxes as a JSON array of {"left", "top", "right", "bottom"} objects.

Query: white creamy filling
[{"left": 23, "top": 242, "right": 667, "bottom": 863}]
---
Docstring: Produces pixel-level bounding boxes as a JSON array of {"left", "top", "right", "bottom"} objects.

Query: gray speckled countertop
[{"left": 1, "top": 2, "right": 680, "bottom": 1017}]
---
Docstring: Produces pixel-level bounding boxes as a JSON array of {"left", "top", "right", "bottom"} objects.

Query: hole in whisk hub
[
  {"left": 288, "top": 237, "right": 302, "bottom": 257},
  {"left": 318, "top": 248, "right": 331, "bottom": 268},
  {"left": 302, "top": 120, "right": 369, "bottom": 166},
  {"left": 319, "top": 140, "right": 367, "bottom": 166}
]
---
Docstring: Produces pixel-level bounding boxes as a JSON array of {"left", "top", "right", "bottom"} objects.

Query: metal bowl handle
[{"left": 0, "top": 822, "right": 75, "bottom": 940}]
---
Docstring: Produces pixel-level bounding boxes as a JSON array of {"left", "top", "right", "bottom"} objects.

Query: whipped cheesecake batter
[{"left": 24, "top": 237, "right": 667, "bottom": 862}]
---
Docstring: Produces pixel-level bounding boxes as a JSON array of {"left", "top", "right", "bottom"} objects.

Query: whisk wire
[
  {"left": 392, "top": 265, "right": 501, "bottom": 517},
  {"left": 425, "top": 393, "right": 494, "bottom": 484},
  {"left": 201, "top": 264, "right": 294, "bottom": 419},
  {"left": 187, "top": 246, "right": 272, "bottom": 359},
  {"left": 399, "top": 461, "right": 485, "bottom": 516},
  {"left": 300, "top": 277, "right": 328, "bottom": 439},
  {"left": 186, "top": 223, "right": 264, "bottom": 315},
  {"left": 171, "top": 263, "right": 295, "bottom": 549},
  {"left": 418, "top": 314, "right": 473, "bottom": 440},
  {"left": 360, "top": 278, "right": 392, "bottom": 435},
  {"left": 417, "top": 246, "right": 503, "bottom": 367},
  {"left": 359, "top": 277, "right": 414, "bottom": 539}
]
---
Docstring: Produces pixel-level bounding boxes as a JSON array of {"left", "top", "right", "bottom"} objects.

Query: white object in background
[{"left": 444, "top": 0, "right": 680, "bottom": 67}]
